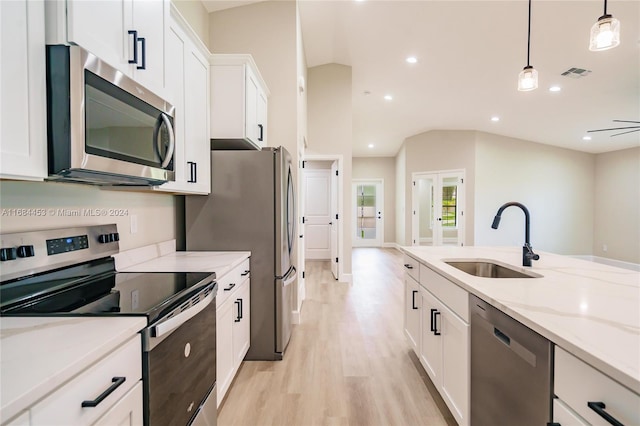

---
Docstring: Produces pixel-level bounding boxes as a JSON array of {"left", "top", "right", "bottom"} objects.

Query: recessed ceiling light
[
  {"left": 583, "top": 135, "right": 592, "bottom": 141},
  {"left": 406, "top": 56, "right": 417, "bottom": 64},
  {"left": 368, "top": 144, "right": 374, "bottom": 148},
  {"left": 491, "top": 116, "right": 500, "bottom": 122},
  {"left": 384, "top": 95, "right": 393, "bottom": 101},
  {"left": 549, "top": 85, "right": 562, "bottom": 92}
]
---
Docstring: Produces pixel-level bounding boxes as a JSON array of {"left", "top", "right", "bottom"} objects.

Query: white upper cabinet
[
  {"left": 46, "top": 0, "right": 168, "bottom": 97},
  {"left": 0, "top": 0, "right": 47, "bottom": 181},
  {"left": 210, "top": 54, "right": 269, "bottom": 150},
  {"left": 152, "top": 6, "right": 210, "bottom": 195}
]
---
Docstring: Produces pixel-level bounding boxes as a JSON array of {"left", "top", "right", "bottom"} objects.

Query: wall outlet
[
  {"left": 130, "top": 214, "right": 138, "bottom": 234},
  {"left": 602, "top": 244, "right": 608, "bottom": 252}
]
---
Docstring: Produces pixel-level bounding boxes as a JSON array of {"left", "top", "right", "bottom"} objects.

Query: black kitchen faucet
[{"left": 491, "top": 202, "right": 540, "bottom": 267}]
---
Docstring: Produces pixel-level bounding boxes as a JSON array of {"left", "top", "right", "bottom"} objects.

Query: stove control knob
[
  {"left": 98, "top": 234, "right": 110, "bottom": 243},
  {"left": 17, "top": 245, "right": 35, "bottom": 258},
  {"left": 0, "top": 247, "right": 17, "bottom": 261},
  {"left": 110, "top": 232, "right": 120, "bottom": 242}
]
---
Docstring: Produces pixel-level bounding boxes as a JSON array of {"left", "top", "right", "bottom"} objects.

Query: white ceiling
[{"left": 205, "top": 0, "right": 640, "bottom": 157}]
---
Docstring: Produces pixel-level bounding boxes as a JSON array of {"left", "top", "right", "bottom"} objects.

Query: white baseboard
[
  {"left": 292, "top": 310, "right": 301, "bottom": 325},
  {"left": 382, "top": 242, "right": 401, "bottom": 250},
  {"left": 339, "top": 273, "right": 353, "bottom": 284},
  {"left": 570, "top": 255, "right": 640, "bottom": 271}
]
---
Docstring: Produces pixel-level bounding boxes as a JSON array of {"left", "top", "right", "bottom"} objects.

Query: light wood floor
[{"left": 218, "top": 248, "right": 456, "bottom": 426}]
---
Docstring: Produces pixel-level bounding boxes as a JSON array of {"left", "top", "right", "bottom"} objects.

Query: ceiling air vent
[{"left": 561, "top": 68, "right": 592, "bottom": 79}]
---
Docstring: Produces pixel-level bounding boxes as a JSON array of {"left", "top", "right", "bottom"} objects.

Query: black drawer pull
[
  {"left": 588, "top": 402, "right": 624, "bottom": 426},
  {"left": 224, "top": 283, "right": 236, "bottom": 291},
  {"left": 82, "top": 377, "right": 126, "bottom": 407},
  {"left": 411, "top": 290, "right": 418, "bottom": 309},
  {"left": 430, "top": 308, "right": 437, "bottom": 332},
  {"left": 433, "top": 310, "right": 441, "bottom": 336},
  {"left": 404, "top": 264, "right": 414, "bottom": 269},
  {"left": 234, "top": 300, "right": 241, "bottom": 322},
  {"left": 241, "top": 270, "right": 250, "bottom": 276}
]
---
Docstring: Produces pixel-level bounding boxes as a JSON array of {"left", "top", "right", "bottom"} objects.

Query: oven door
[{"left": 143, "top": 287, "right": 216, "bottom": 426}]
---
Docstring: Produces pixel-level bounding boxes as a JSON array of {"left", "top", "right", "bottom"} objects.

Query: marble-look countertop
[
  {"left": 0, "top": 316, "right": 146, "bottom": 423},
  {"left": 402, "top": 246, "right": 640, "bottom": 394},
  {"left": 114, "top": 240, "right": 250, "bottom": 277}
]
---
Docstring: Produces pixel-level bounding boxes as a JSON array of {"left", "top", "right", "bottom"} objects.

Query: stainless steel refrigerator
[{"left": 185, "top": 147, "right": 296, "bottom": 361}]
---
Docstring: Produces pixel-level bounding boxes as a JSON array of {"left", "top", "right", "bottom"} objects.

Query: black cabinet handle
[
  {"left": 433, "top": 311, "right": 441, "bottom": 335},
  {"left": 430, "top": 308, "right": 437, "bottom": 332},
  {"left": 187, "top": 161, "right": 197, "bottom": 183},
  {"left": 411, "top": 290, "right": 418, "bottom": 310},
  {"left": 128, "top": 30, "right": 138, "bottom": 64},
  {"left": 587, "top": 402, "right": 624, "bottom": 426},
  {"left": 234, "top": 300, "right": 241, "bottom": 322},
  {"left": 82, "top": 377, "right": 126, "bottom": 407},
  {"left": 258, "top": 124, "right": 264, "bottom": 141},
  {"left": 241, "top": 270, "right": 250, "bottom": 276},
  {"left": 404, "top": 264, "right": 414, "bottom": 269},
  {"left": 137, "top": 37, "right": 146, "bottom": 70},
  {"left": 238, "top": 298, "right": 243, "bottom": 320},
  {"left": 224, "top": 283, "right": 236, "bottom": 291}
]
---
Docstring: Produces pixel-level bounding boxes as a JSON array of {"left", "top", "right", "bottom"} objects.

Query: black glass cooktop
[{"left": 0, "top": 257, "right": 213, "bottom": 323}]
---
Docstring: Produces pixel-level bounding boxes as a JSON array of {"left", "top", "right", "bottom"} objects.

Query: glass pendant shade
[
  {"left": 518, "top": 66, "right": 538, "bottom": 91},
  {"left": 589, "top": 15, "right": 620, "bottom": 51}
]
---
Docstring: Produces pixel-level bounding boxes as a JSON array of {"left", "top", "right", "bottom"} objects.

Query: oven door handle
[{"left": 152, "top": 290, "right": 214, "bottom": 338}]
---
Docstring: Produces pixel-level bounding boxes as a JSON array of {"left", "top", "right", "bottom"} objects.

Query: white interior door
[
  {"left": 304, "top": 169, "right": 331, "bottom": 259},
  {"left": 330, "top": 161, "right": 338, "bottom": 279},
  {"left": 412, "top": 170, "right": 465, "bottom": 246},
  {"left": 353, "top": 180, "right": 384, "bottom": 247}
]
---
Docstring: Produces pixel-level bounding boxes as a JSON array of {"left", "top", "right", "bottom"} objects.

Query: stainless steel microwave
[{"left": 46, "top": 45, "right": 175, "bottom": 185}]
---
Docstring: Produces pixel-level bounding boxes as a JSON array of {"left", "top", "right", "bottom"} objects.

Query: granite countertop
[
  {"left": 401, "top": 246, "right": 640, "bottom": 394},
  {"left": 0, "top": 316, "right": 146, "bottom": 423},
  {"left": 113, "top": 239, "right": 250, "bottom": 277}
]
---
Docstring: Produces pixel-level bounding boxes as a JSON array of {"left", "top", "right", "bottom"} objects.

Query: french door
[
  {"left": 353, "top": 180, "right": 384, "bottom": 247},
  {"left": 412, "top": 170, "right": 465, "bottom": 246}
]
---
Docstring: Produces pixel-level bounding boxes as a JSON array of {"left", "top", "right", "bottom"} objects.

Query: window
[{"left": 441, "top": 185, "right": 457, "bottom": 227}]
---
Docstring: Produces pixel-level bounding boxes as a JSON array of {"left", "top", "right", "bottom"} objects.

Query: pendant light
[
  {"left": 518, "top": 0, "right": 538, "bottom": 91},
  {"left": 589, "top": 0, "right": 620, "bottom": 51}
]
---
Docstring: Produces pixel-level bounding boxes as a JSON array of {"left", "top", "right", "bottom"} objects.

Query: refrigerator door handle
[{"left": 282, "top": 267, "right": 297, "bottom": 287}]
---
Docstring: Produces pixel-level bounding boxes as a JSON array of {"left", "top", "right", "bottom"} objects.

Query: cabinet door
[
  {"left": 440, "top": 304, "right": 470, "bottom": 426},
  {"left": 256, "top": 89, "right": 267, "bottom": 147},
  {"left": 0, "top": 0, "right": 47, "bottom": 180},
  {"left": 183, "top": 47, "right": 211, "bottom": 194},
  {"left": 245, "top": 66, "right": 259, "bottom": 145},
  {"left": 216, "top": 300, "right": 234, "bottom": 408},
  {"left": 232, "top": 278, "right": 251, "bottom": 365},
  {"left": 420, "top": 288, "right": 442, "bottom": 385},
  {"left": 131, "top": 0, "right": 167, "bottom": 95},
  {"left": 94, "top": 381, "right": 143, "bottom": 426},
  {"left": 66, "top": 0, "right": 131, "bottom": 74},
  {"left": 404, "top": 275, "right": 421, "bottom": 354}
]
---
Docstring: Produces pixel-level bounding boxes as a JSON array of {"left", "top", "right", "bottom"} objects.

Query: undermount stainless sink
[{"left": 444, "top": 261, "right": 542, "bottom": 279}]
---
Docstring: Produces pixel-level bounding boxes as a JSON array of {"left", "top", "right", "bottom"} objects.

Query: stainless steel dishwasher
[{"left": 470, "top": 295, "right": 553, "bottom": 425}]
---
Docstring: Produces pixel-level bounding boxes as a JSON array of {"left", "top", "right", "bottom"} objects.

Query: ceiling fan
[{"left": 587, "top": 120, "right": 640, "bottom": 137}]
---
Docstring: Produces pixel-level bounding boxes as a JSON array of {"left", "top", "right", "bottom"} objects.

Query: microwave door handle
[
  {"left": 152, "top": 290, "right": 214, "bottom": 338},
  {"left": 157, "top": 113, "right": 175, "bottom": 169}
]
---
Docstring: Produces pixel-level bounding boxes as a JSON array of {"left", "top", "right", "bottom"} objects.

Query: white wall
[
  {"left": 0, "top": 181, "right": 175, "bottom": 251},
  {"left": 395, "top": 144, "right": 406, "bottom": 246},
  {"left": 306, "top": 63, "right": 353, "bottom": 279},
  {"left": 474, "top": 132, "right": 595, "bottom": 255},
  {"left": 352, "top": 157, "right": 396, "bottom": 244},
  {"left": 594, "top": 147, "right": 640, "bottom": 263},
  {"left": 171, "top": 0, "right": 210, "bottom": 49}
]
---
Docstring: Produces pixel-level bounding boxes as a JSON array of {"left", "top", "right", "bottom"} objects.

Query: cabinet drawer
[
  {"left": 216, "top": 257, "right": 250, "bottom": 307},
  {"left": 31, "top": 336, "right": 142, "bottom": 426},
  {"left": 555, "top": 347, "right": 640, "bottom": 425},
  {"left": 553, "top": 398, "right": 588, "bottom": 426},
  {"left": 403, "top": 254, "right": 420, "bottom": 282},
  {"left": 420, "top": 264, "right": 469, "bottom": 322}
]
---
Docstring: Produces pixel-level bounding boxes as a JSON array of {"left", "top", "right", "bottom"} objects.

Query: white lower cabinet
[
  {"left": 554, "top": 347, "right": 640, "bottom": 426},
  {"left": 29, "top": 336, "right": 143, "bottom": 426},
  {"left": 403, "top": 258, "right": 470, "bottom": 426},
  {"left": 553, "top": 398, "right": 589, "bottom": 426},
  {"left": 216, "top": 258, "right": 251, "bottom": 407}
]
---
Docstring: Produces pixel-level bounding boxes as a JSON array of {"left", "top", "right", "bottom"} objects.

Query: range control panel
[{"left": 0, "top": 224, "right": 120, "bottom": 282}]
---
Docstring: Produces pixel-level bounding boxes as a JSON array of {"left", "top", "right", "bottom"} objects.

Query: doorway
[
  {"left": 302, "top": 159, "right": 340, "bottom": 280},
  {"left": 352, "top": 179, "right": 384, "bottom": 247},
  {"left": 412, "top": 170, "right": 465, "bottom": 246}
]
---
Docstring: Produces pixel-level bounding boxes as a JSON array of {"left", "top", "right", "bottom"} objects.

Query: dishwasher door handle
[{"left": 494, "top": 327, "right": 511, "bottom": 346}]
